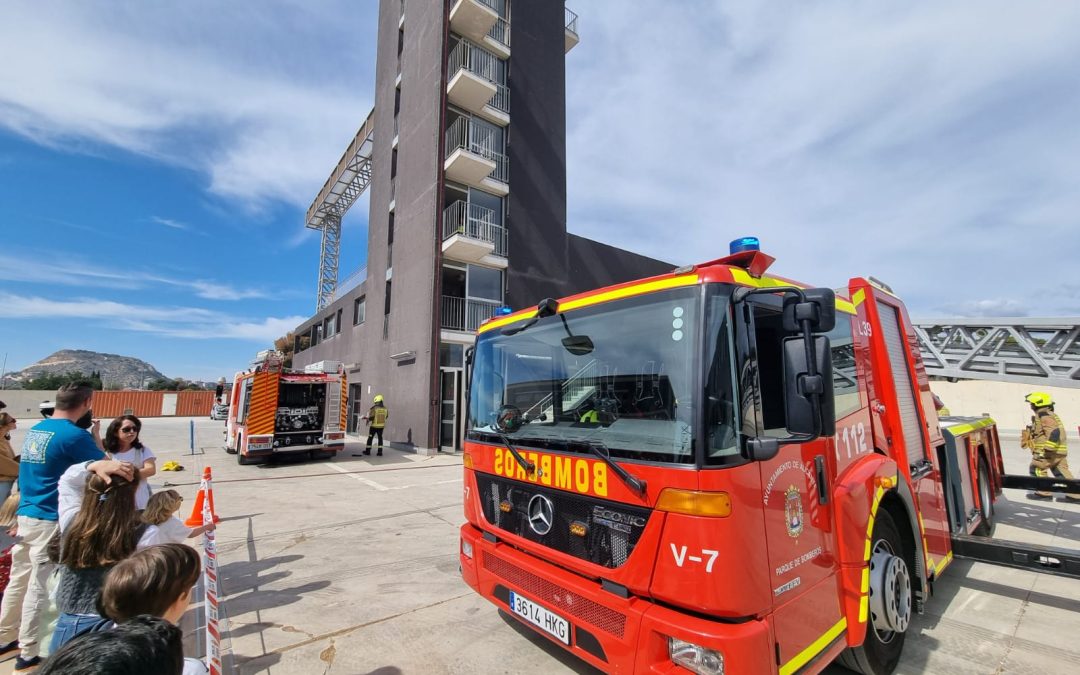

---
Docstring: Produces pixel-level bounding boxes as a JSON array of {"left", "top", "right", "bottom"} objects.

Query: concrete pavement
[{"left": 1, "top": 418, "right": 1078, "bottom": 674}]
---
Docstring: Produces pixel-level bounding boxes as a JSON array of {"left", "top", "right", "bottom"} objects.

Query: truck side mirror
[
  {"left": 783, "top": 288, "right": 836, "bottom": 333},
  {"left": 783, "top": 335, "right": 836, "bottom": 437}
]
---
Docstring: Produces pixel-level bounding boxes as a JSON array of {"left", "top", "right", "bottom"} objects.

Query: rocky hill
[{"left": 2, "top": 350, "right": 166, "bottom": 389}]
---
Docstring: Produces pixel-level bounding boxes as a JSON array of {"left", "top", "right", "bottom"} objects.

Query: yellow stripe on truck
[{"left": 778, "top": 617, "right": 848, "bottom": 675}]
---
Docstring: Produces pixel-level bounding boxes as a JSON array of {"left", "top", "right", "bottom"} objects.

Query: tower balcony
[
  {"left": 447, "top": 39, "right": 507, "bottom": 117},
  {"left": 442, "top": 201, "right": 508, "bottom": 265},
  {"left": 449, "top": 0, "right": 499, "bottom": 44},
  {"left": 444, "top": 118, "right": 509, "bottom": 194},
  {"left": 442, "top": 296, "right": 502, "bottom": 333},
  {"left": 565, "top": 7, "right": 579, "bottom": 53}
]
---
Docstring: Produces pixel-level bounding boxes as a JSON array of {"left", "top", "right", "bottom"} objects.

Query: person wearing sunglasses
[{"left": 103, "top": 416, "right": 157, "bottom": 510}]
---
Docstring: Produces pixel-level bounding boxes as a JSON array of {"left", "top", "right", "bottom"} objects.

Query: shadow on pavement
[
  {"left": 994, "top": 494, "right": 1080, "bottom": 543},
  {"left": 498, "top": 609, "right": 604, "bottom": 674}
]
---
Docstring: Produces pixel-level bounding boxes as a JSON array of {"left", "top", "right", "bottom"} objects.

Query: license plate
[{"left": 508, "top": 592, "right": 570, "bottom": 645}]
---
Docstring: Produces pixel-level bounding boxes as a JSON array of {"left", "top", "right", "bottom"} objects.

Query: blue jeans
[{"left": 50, "top": 612, "right": 111, "bottom": 652}]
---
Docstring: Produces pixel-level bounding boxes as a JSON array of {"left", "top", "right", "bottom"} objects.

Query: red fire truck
[
  {"left": 225, "top": 350, "right": 347, "bottom": 465},
  {"left": 458, "top": 239, "right": 1079, "bottom": 674}
]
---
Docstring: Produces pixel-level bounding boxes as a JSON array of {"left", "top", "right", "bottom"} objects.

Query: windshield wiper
[
  {"left": 585, "top": 441, "right": 647, "bottom": 497},
  {"left": 497, "top": 433, "right": 536, "bottom": 475}
]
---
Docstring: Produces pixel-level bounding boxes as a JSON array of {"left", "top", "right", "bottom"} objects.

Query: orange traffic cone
[{"left": 185, "top": 467, "right": 221, "bottom": 526}]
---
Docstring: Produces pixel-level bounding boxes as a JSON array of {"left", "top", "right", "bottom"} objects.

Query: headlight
[
  {"left": 461, "top": 540, "right": 474, "bottom": 559},
  {"left": 669, "top": 637, "right": 724, "bottom": 675}
]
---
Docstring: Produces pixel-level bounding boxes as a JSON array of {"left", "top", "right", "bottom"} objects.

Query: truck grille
[
  {"left": 484, "top": 552, "right": 627, "bottom": 638},
  {"left": 476, "top": 474, "right": 651, "bottom": 569}
]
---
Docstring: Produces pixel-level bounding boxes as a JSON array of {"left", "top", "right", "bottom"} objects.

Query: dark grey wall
[
  {"left": 505, "top": 0, "right": 569, "bottom": 309},
  {"left": 566, "top": 234, "right": 673, "bottom": 293}
]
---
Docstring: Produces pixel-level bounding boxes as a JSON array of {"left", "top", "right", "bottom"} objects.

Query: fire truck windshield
[{"left": 468, "top": 285, "right": 736, "bottom": 464}]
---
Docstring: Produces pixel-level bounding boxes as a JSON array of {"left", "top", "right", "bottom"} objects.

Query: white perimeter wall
[
  {"left": 930, "top": 381, "right": 1080, "bottom": 433},
  {"left": 0, "top": 390, "right": 58, "bottom": 419}
]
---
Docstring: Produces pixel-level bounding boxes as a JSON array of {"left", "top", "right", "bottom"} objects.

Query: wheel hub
[{"left": 869, "top": 547, "right": 911, "bottom": 636}]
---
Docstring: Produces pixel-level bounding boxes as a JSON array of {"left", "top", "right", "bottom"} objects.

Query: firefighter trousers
[
  {"left": 366, "top": 427, "right": 384, "bottom": 454},
  {"left": 1030, "top": 452, "right": 1080, "bottom": 499}
]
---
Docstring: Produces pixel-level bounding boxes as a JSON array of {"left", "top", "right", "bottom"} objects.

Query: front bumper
[{"left": 460, "top": 523, "right": 774, "bottom": 674}]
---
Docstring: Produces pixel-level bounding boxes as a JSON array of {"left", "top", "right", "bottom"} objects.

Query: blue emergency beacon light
[{"left": 729, "top": 236, "right": 760, "bottom": 254}]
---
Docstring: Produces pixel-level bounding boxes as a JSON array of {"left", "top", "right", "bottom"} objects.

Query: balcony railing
[
  {"left": 565, "top": 7, "right": 578, "bottom": 34},
  {"left": 490, "top": 81, "right": 509, "bottom": 114},
  {"left": 442, "top": 296, "right": 502, "bottom": 332},
  {"left": 445, "top": 117, "right": 509, "bottom": 183},
  {"left": 487, "top": 16, "right": 510, "bottom": 48},
  {"left": 328, "top": 266, "right": 367, "bottom": 303},
  {"left": 442, "top": 201, "right": 507, "bottom": 256},
  {"left": 448, "top": 38, "right": 504, "bottom": 89}
]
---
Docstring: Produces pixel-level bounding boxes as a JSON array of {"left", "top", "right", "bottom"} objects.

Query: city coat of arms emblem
[{"left": 785, "top": 485, "right": 804, "bottom": 539}]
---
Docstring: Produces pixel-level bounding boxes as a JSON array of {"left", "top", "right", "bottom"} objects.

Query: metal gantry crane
[
  {"left": 306, "top": 109, "right": 375, "bottom": 311},
  {"left": 913, "top": 318, "right": 1080, "bottom": 388}
]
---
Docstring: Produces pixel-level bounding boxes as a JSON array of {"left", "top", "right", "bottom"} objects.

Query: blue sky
[{"left": 2, "top": 0, "right": 1080, "bottom": 380}]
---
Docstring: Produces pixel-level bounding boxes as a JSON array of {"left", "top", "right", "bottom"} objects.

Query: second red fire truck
[{"left": 458, "top": 238, "right": 1079, "bottom": 674}]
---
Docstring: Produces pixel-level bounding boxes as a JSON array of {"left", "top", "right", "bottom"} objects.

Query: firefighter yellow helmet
[
  {"left": 1025, "top": 392, "right": 1053, "bottom": 408},
  {"left": 373, "top": 394, "right": 384, "bottom": 404}
]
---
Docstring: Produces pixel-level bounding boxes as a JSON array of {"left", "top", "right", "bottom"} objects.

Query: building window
[
  {"left": 440, "top": 343, "right": 464, "bottom": 368},
  {"left": 354, "top": 296, "right": 366, "bottom": 325},
  {"left": 324, "top": 312, "right": 338, "bottom": 338},
  {"left": 466, "top": 264, "right": 502, "bottom": 303},
  {"left": 387, "top": 213, "right": 394, "bottom": 268}
]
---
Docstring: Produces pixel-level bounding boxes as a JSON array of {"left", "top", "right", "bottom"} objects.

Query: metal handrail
[
  {"left": 441, "top": 296, "right": 502, "bottom": 332},
  {"left": 490, "top": 81, "right": 509, "bottom": 113},
  {"left": 445, "top": 118, "right": 508, "bottom": 185},
  {"left": 488, "top": 16, "right": 510, "bottom": 47},
  {"left": 565, "top": 7, "right": 578, "bottom": 35},
  {"left": 329, "top": 266, "right": 367, "bottom": 303},
  {"left": 448, "top": 38, "right": 504, "bottom": 86},
  {"left": 442, "top": 202, "right": 507, "bottom": 256}
]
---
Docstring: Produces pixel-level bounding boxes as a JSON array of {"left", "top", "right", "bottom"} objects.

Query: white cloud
[
  {"left": 0, "top": 291, "right": 302, "bottom": 343},
  {"left": 150, "top": 216, "right": 191, "bottom": 231},
  {"left": 0, "top": 1, "right": 376, "bottom": 209},
  {"left": 566, "top": 0, "right": 1080, "bottom": 316},
  {"left": 0, "top": 251, "right": 267, "bottom": 301}
]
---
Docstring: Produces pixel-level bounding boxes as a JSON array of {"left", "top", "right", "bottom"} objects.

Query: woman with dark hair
[
  {"left": 103, "top": 416, "right": 156, "bottom": 510},
  {"left": 0, "top": 412, "right": 18, "bottom": 504},
  {"left": 50, "top": 469, "right": 149, "bottom": 651}
]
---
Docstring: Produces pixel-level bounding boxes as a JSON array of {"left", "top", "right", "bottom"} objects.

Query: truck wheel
[
  {"left": 839, "top": 509, "right": 911, "bottom": 675},
  {"left": 973, "top": 457, "right": 995, "bottom": 536}
]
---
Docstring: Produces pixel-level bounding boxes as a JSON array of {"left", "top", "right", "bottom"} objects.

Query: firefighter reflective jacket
[
  {"left": 368, "top": 404, "right": 388, "bottom": 429},
  {"left": 1032, "top": 407, "right": 1067, "bottom": 454}
]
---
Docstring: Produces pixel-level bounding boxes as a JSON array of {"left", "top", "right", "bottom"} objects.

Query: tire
[
  {"left": 225, "top": 446, "right": 237, "bottom": 455},
  {"left": 973, "top": 456, "right": 995, "bottom": 536},
  {"left": 838, "top": 509, "right": 911, "bottom": 675}
]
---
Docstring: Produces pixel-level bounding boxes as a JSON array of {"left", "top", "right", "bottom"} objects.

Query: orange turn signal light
[
  {"left": 463, "top": 453, "right": 474, "bottom": 469},
  {"left": 569, "top": 521, "right": 587, "bottom": 537},
  {"left": 655, "top": 489, "right": 732, "bottom": 517},
  {"left": 499, "top": 501, "right": 513, "bottom": 513}
]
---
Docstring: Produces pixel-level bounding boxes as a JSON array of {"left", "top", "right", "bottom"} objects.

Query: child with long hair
[
  {"left": 141, "top": 491, "right": 214, "bottom": 545},
  {"left": 50, "top": 470, "right": 148, "bottom": 651}
]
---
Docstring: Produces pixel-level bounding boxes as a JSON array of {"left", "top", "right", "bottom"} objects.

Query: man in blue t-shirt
[{"left": 0, "top": 383, "right": 131, "bottom": 672}]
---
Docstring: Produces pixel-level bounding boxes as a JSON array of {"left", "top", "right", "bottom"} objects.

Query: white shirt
[
  {"left": 108, "top": 445, "right": 157, "bottom": 510},
  {"left": 184, "top": 657, "right": 209, "bottom": 675},
  {"left": 58, "top": 462, "right": 157, "bottom": 548},
  {"left": 144, "top": 516, "right": 191, "bottom": 545}
]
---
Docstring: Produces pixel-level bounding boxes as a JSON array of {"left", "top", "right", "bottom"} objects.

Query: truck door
[
  {"left": 863, "top": 289, "right": 951, "bottom": 575},
  {"left": 741, "top": 300, "right": 844, "bottom": 668}
]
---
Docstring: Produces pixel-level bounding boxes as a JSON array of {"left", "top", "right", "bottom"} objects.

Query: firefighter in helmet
[
  {"left": 1023, "top": 392, "right": 1080, "bottom": 501},
  {"left": 358, "top": 394, "right": 388, "bottom": 457}
]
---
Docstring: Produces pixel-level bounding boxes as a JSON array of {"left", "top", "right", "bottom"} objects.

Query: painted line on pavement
[{"left": 324, "top": 462, "right": 389, "bottom": 491}]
